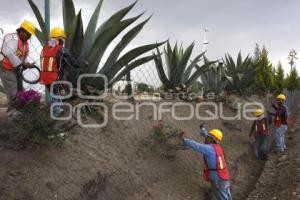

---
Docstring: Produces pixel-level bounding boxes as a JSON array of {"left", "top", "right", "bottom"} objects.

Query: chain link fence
[
  {"left": 0, "top": 29, "right": 166, "bottom": 98},
  {"left": 1, "top": 30, "right": 300, "bottom": 106}
]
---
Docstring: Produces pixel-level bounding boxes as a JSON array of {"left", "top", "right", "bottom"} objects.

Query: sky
[{"left": 0, "top": 0, "right": 300, "bottom": 75}]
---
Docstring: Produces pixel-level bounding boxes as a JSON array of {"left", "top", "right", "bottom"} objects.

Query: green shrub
[
  {"left": 147, "top": 121, "right": 182, "bottom": 161},
  {"left": 18, "top": 107, "right": 71, "bottom": 147}
]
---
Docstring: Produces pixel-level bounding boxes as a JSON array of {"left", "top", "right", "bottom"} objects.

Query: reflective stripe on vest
[
  {"left": 203, "top": 144, "right": 230, "bottom": 182},
  {"left": 274, "top": 106, "right": 288, "bottom": 128},
  {"left": 2, "top": 33, "right": 29, "bottom": 70},
  {"left": 218, "top": 156, "right": 224, "bottom": 169},
  {"left": 255, "top": 118, "right": 268, "bottom": 135},
  {"left": 48, "top": 57, "right": 54, "bottom": 72},
  {"left": 40, "top": 45, "right": 62, "bottom": 85}
]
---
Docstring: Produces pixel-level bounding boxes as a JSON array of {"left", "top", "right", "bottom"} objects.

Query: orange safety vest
[
  {"left": 2, "top": 33, "right": 29, "bottom": 70},
  {"left": 255, "top": 118, "right": 268, "bottom": 136},
  {"left": 40, "top": 45, "right": 62, "bottom": 85},
  {"left": 203, "top": 144, "right": 230, "bottom": 182},
  {"left": 274, "top": 106, "right": 288, "bottom": 128}
]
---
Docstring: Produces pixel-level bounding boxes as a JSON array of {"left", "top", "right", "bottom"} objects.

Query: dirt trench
[
  {"left": 247, "top": 105, "right": 300, "bottom": 200},
  {"left": 0, "top": 100, "right": 271, "bottom": 200}
]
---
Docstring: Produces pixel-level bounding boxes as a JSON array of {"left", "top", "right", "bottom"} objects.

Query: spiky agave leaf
[
  {"left": 28, "top": 0, "right": 165, "bottom": 92},
  {"left": 154, "top": 48, "right": 171, "bottom": 89},
  {"left": 109, "top": 54, "right": 160, "bottom": 87},
  {"left": 80, "top": 0, "right": 104, "bottom": 58},
  {"left": 0, "top": 83, "right": 5, "bottom": 94},
  {"left": 101, "top": 14, "right": 149, "bottom": 73},
  {"left": 65, "top": 10, "right": 84, "bottom": 57},
  {"left": 27, "top": 0, "right": 48, "bottom": 45},
  {"left": 63, "top": 0, "right": 76, "bottom": 35},
  {"left": 201, "top": 64, "right": 228, "bottom": 95},
  {"left": 94, "top": 1, "right": 138, "bottom": 39},
  {"left": 104, "top": 41, "right": 166, "bottom": 81},
  {"left": 86, "top": 15, "right": 144, "bottom": 74},
  {"left": 154, "top": 42, "right": 215, "bottom": 90},
  {"left": 224, "top": 52, "right": 255, "bottom": 94},
  {"left": 182, "top": 51, "right": 205, "bottom": 83},
  {"left": 171, "top": 42, "right": 194, "bottom": 86},
  {"left": 185, "top": 60, "right": 215, "bottom": 87}
]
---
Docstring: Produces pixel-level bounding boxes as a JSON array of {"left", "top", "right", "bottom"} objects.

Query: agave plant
[
  {"left": 0, "top": 84, "right": 4, "bottom": 93},
  {"left": 224, "top": 52, "right": 256, "bottom": 94},
  {"left": 28, "top": 0, "right": 164, "bottom": 90},
  {"left": 201, "top": 63, "right": 228, "bottom": 95},
  {"left": 154, "top": 42, "right": 215, "bottom": 91}
]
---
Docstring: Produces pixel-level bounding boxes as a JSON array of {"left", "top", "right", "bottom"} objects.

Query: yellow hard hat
[
  {"left": 209, "top": 129, "right": 223, "bottom": 142},
  {"left": 20, "top": 20, "right": 36, "bottom": 35},
  {"left": 255, "top": 109, "right": 264, "bottom": 117},
  {"left": 50, "top": 27, "right": 66, "bottom": 38},
  {"left": 276, "top": 94, "right": 286, "bottom": 101}
]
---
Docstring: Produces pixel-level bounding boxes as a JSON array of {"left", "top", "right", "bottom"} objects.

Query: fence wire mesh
[
  {"left": 1, "top": 30, "right": 300, "bottom": 106},
  {"left": 0, "top": 30, "right": 166, "bottom": 97}
]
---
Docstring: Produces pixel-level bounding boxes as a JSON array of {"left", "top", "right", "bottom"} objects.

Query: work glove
[
  {"left": 22, "top": 63, "right": 35, "bottom": 69},
  {"left": 179, "top": 131, "right": 185, "bottom": 141}
]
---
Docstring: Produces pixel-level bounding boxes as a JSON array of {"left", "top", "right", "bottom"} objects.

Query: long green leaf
[
  {"left": 102, "top": 14, "right": 148, "bottom": 73},
  {"left": 80, "top": 0, "right": 104, "bottom": 59},
  {"left": 27, "top": 0, "right": 48, "bottom": 43},
  {"left": 94, "top": 0, "right": 138, "bottom": 40},
  {"left": 106, "top": 41, "right": 166, "bottom": 80},
  {"left": 170, "top": 42, "right": 179, "bottom": 78},
  {"left": 109, "top": 55, "right": 159, "bottom": 86},
  {"left": 65, "top": 10, "right": 84, "bottom": 57},
  {"left": 63, "top": 0, "right": 76, "bottom": 35},
  {"left": 154, "top": 48, "right": 171, "bottom": 89},
  {"left": 86, "top": 16, "right": 143, "bottom": 73},
  {"left": 172, "top": 43, "right": 194, "bottom": 85},
  {"left": 0, "top": 84, "right": 5, "bottom": 94},
  {"left": 182, "top": 51, "right": 205, "bottom": 83},
  {"left": 186, "top": 61, "right": 215, "bottom": 87},
  {"left": 165, "top": 42, "right": 173, "bottom": 78},
  {"left": 35, "top": 29, "right": 47, "bottom": 46}
]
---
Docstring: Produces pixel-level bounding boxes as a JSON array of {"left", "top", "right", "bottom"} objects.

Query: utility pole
[
  {"left": 203, "top": 29, "right": 209, "bottom": 53},
  {"left": 288, "top": 49, "right": 297, "bottom": 73}
]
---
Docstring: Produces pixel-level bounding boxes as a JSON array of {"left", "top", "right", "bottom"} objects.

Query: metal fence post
[
  {"left": 44, "top": 0, "right": 51, "bottom": 104},
  {"left": 126, "top": 71, "right": 132, "bottom": 98}
]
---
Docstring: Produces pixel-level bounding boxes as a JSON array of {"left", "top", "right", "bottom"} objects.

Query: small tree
[
  {"left": 286, "top": 67, "right": 299, "bottom": 91},
  {"left": 253, "top": 43, "right": 260, "bottom": 63},
  {"left": 137, "top": 82, "right": 153, "bottom": 93},
  {"left": 254, "top": 46, "right": 275, "bottom": 93},
  {"left": 274, "top": 62, "right": 285, "bottom": 93}
]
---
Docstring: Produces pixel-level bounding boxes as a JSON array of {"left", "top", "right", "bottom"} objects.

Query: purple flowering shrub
[{"left": 15, "top": 89, "right": 41, "bottom": 113}]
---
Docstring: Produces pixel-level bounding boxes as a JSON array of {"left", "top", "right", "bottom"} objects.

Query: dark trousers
[{"left": 256, "top": 135, "right": 267, "bottom": 160}]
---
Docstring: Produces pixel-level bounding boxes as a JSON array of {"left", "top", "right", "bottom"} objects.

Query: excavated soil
[
  {"left": 247, "top": 104, "right": 300, "bottom": 200},
  {"left": 0, "top": 98, "right": 283, "bottom": 200}
]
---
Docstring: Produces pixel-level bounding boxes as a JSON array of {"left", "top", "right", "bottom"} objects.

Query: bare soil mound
[{"left": 0, "top": 100, "right": 268, "bottom": 200}]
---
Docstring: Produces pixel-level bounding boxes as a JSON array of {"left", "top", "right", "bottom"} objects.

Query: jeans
[
  {"left": 211, "top": 180, "right": 232, "bottom": 200},
  {"left": 46, "top": 85, "right": 63, "bottom": 117},
  {"left": 275, "top": 125, "right": 287, "bottom": 153}
]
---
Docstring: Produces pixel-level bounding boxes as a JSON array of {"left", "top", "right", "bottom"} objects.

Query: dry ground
[{"left": 0, "top": 97, "right": 286, "bottom": 200}]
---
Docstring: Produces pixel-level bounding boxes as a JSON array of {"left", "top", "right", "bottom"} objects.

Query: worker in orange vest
[
  {"left": 179, "top": 125, "right": 232, "bottom": 200},
  {"left": 40, "top": 27, "right": 81, "bottom": 116},
  {"left": 268, "top": 94, "right": 288, "bottom": 154},
  {"left": 0, "top": 20, "right": 36, "bottom": 116},
  {"left": 249, "top": 109, "right": 269, "bottom": 160}
]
